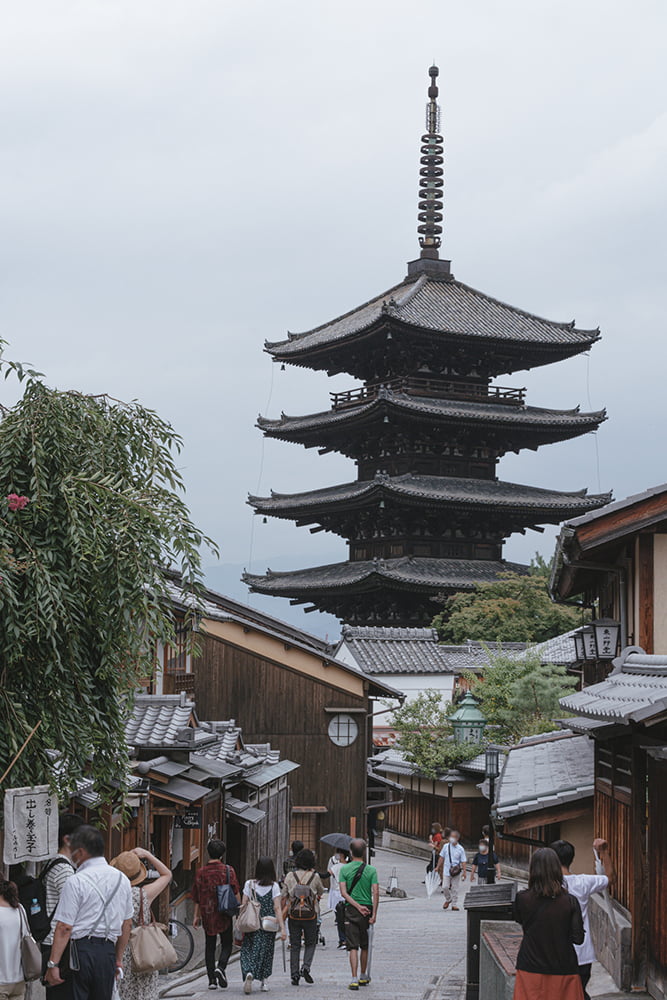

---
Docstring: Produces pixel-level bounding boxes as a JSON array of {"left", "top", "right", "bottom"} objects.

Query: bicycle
[{"left": 159, "top": 916, "right": 195, "bottom": 974}]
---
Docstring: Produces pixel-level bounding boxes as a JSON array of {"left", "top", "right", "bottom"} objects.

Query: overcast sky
[{"left": 2, "top": 1, "right": 666, "bottom": 640}]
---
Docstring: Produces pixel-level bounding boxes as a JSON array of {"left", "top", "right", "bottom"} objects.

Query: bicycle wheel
[{"left": 159, "top": 918, "right": 195, "bottom": 974}]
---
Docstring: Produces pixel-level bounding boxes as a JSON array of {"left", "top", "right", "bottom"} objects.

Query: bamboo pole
[{"left": 0, "top": 719, "right": 42, "bottom": 786}]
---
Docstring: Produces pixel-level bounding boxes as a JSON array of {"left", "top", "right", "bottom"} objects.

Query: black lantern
[
  {"left": 573, "top": 628, "right": 586, "bottom": 661},
  {"left": 485, "top": 747, "right": 500, "bottom": 779},
  {"left": 592, "top": 618, "right": 620, "bottom": 660},
  {"left": 580, "top": 624, "right": 597, "bottom": 661}
]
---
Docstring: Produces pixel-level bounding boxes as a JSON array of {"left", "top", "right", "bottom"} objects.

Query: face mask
[
  {"left": 478, "top": 845, "right": 488, "bottom": 854},
  {"left": 449, "top": 837, "right": 457, "bottom": 845}
]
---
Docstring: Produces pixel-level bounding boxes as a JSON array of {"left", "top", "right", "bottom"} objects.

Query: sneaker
[
  {"left": 260, "top": 984, "right": 269, "bottom": 993},
  {"left": 215, "top": 969, "right": 227, "bottom": 989},
  {"left": 359, "top": 977, "right": 371, "bottom": 986},
  {"left": 301, "top": 968, "right": 314, "bottom": 985},
  {"left": 337, "top": 942, "right": 346, "bottom": 950},
  {"left": 208, "top": 986, "right": 217, "bottom": 992},
  {"left": 348, "top": 982, "right": 360, "bottom": 991},
  {"left": 244, "top": 974, "right": 254, "bottom": 995},
  {"left": 291, "top": 976, "right": 300, "bottom": 986}
]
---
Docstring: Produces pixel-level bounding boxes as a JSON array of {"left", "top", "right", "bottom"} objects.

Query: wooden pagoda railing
[{"left": 330, "top": 376, "right": 526, "bottom": 411}]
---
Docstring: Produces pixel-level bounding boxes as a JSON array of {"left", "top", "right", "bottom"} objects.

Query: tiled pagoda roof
[
  {"left": 266, "top": 273, "right": 600, "bottom": 366},
  {"left": 249, "top": 473, "right": 611, "bottom": 523},
  {"left": 258, "top": 391, "right": 606, "bottom": 446},
  {"left": 243, "top": 556, "right": 528, "bottom": 598}
]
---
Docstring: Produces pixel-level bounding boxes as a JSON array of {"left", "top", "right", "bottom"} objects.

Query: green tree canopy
[
  {"left": 0, "top": 352, "right": 216, "bottom": 802},
  {"left": 461, "top": 650, "right": 578, "bottom": 743},
  {"left": 388, "top": 689, "right": 485, "bottom": 779},
  {"left": 432, "top": 564, "right": 583, "bottom": 644}
]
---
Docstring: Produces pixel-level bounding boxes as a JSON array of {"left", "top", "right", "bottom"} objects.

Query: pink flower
[{"left": 7, "top": 494, "right": 29, "bottom": 511}]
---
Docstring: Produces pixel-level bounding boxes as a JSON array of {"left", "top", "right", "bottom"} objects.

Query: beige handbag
[
  {"left": 235, "top": 883, "right": 261, "bottom": 934},
  {"left": 19, "top": 906, "right": 43, "bottom": 982},
  {"left": 129, "top": 890, "right": 178, "bottom": 974}
]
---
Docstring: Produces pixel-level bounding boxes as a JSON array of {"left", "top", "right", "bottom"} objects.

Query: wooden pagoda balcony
[{"left": 330, "top": 376, "right": 526, "bottom": 411}]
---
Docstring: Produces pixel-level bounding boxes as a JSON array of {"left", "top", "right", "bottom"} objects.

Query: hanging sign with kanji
[{"left": 3, "top": 785, "right": 59, "bottom": 864}]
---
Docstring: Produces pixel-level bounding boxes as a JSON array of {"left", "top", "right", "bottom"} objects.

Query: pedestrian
[
  {"left": 327, "top": 850, "right": 349, "bottom": 949},
  {"left": 0, "top": 878, "right": 25, "bottom": 1000},
  {"left": 512, "top": 847, "right": 585, "bottom": 1000},
  {"left": 339, "top": 839, "right": 379, "bottom": 992},
  {"left": 550, "top": 838, "right": 615, "bottom": 1000},
  {"left": 426, "top": 823, "right": 444, "bottom": 877},
  {"left": 282, "top": 849, "right": 325, "bottom": 986},
  {"left": 471, "top": 839, "right": 501, "bottom": 885},
  {"left": 282, "top": 842, "right": 304, "bottom": 879},
  {"left": 191, "top": 840, "right": 241, "bottom": 990},
  {"left": 110, "top": 848, "right": 172, "bottom": 1000},
  {"left": 239, "top": 857, "right": 286, "bottom": 994},
  {"left": 41, "top": 813, "right": 85, "bottom": 1000},
  {"left": 438, "top": 829, "right": 467, "bottom": 911},
  {"left": 45, "top": 824, "right": 133, "bottom": 1000}
]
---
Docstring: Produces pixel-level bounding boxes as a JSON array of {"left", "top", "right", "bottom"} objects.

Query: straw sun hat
[{"left": 111, "top": 851, "right": 147, "bottom": 886}]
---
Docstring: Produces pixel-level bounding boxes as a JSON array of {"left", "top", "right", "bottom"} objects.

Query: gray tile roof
[
  {"left": 338, "top": 626, "right": 526, "bottom": 675},
  {"left": 514, "top": 629, "right": 579, "bottom": 666},
  {"left": 560, "top": 648, "right": 667, "bottom": 724},
  {"left": 249, "top": 474, "right": 609, "bottom": 519},
  {"left": 371, "top": 746, "right": 477, "bottom": 782},
  {"left": 258, "top": 392, "right": 605, "bottom": 439},
  {"left": 244, "top": 556, "right": 529, "bottom": 596},
  {"left": 126, "top": 694, "right": 217, "bottom": 749},
  {"left": 224, "top": 797, "right": 266, "bottom": 825},
  {"left": 494, "top": 732, "right": 594, "bottom": 821},
  {"left": 266, "top": 274, "right": 599, "bottom": 356}
]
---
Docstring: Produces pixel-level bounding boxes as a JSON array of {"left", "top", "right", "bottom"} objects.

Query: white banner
[{"left": 3, "top": 785, "right": 59, "bottom": 865}]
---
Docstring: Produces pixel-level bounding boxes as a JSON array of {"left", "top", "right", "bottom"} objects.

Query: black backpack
[{"left": 15, "top": 857, "right": 72, "bottom": 942}]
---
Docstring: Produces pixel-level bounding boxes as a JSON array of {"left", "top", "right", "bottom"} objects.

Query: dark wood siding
[
  {"left": 648, "top": 757, "right": 667, "bottom": 997},
  {"left": 386, "top": 787, "right": 488, "bottom": 847},
  {"left": 194, "top": 634, "right": 369, "bottom": 867}
]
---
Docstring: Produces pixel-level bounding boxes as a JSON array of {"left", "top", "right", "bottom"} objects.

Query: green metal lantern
[{"left": 451, "top": 691, "right": 486, "bottom": 744}]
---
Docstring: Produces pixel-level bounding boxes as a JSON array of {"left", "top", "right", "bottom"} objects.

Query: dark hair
[
  {"left": 528, "top": 848, "right": 565, "bottom": 897},
  {"left": 481, "top": 825, "right": 490, "bottom": 838},
  {"left": 291, "top": 840, "right": 304, "bottom": 855},
  {"left": 255, "top": 856, "right": 277, "bottom": 886},
  {"left": 59, "top": 812, "right": 84, "bottom": 848},
  {"left": 431, "top": 823, "right": 442, "bottom": 833},
  {"left": 295, "top": 848, "right": 316, "bottom": 870},
  {"left": 350, "top": 838, "right": 366, "bottom": 860},
  {"left": 0, "top": 879, "right": 19, "bottom": 907},
  {"left": 443, "top": 827, "right": 452, "bottom": 839},
  {"left": 549, "top": 840, "right": 575, "bottom": 869},
  {"left": 69, "top": 825, "right": 105, "bottom": 858},
  {"left": 208, "top": 839, "right": 226, "bottom": 860}
]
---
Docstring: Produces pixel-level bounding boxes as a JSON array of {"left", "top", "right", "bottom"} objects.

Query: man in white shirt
[
  {"left": 437, "top": 830, "right": 467, "bottom": 911},
  {"left": 550, "top": 837, "right": 616, "bottom": 1000},
  {"left": 45, "top": 825, "right": 133, "bottom": 1000}
]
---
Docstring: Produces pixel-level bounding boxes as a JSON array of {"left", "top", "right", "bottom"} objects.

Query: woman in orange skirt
[{"left": 513, "top": 848, "right": 585, "bottom": 1000}]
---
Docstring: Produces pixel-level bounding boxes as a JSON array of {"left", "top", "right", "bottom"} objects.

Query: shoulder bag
[
  {"left": 335, "top": 862, "right": 366, "bottom": 922},
  {"left": 236, "top": 882, "right": 261, "bottom": 934},
  {"left": 129, "top": 889, "right": 178, "bottom": 974},
  {"left": 216, "top": 864, "right": 240, "bottom": 917},
  {"left": 19, "top": 905, "right": 43, "bottom": 982},
  {"left": 448, "top": 844, "right": 462, "bottom": 878}
]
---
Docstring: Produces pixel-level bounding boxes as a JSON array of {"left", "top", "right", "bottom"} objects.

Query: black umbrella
[{"left": 320, "top": 832, "right": 353, "bottom": 851}]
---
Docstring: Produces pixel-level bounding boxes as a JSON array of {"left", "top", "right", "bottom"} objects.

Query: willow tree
[{"left": 0, "top": 349, "right": 216, "bottom": 802}]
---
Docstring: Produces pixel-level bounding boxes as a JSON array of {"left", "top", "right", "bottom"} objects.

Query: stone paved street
[{"left": 160, "top": 848, "right": 642, "bottom": 1000}]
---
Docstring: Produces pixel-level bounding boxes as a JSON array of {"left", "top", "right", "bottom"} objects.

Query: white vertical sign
[{"left": 3, "top": 785, "right": 59, "bottom": 864}]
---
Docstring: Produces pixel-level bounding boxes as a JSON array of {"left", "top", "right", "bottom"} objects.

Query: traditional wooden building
[
  {"left": 243, "top": 65, "right": 609, "bottom": 625},
  {"left": 552, "top": 484, "right": 667, "bottom": 996},
  {"left": 157, "top": 583, "right": 404, "bottom": 865}
]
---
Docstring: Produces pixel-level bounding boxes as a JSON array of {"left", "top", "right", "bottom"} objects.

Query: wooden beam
[
  {"left": 503, "top": 800, "right": 593, "bottom": 835},
  {"left": 577, "top": 493, "right": 667, "bottom": 551},
  {"left": 638, "top": 534, "right": 654, "bottom": 653}
]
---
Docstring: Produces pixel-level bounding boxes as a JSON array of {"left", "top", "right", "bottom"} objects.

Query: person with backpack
[
  {"left": 40, "top": 813, "right": 85, "bottom": 998},
  {"left": 45, "top": 825, "right": 134, "bottom": 1000},
  {"left": 339, "top": 839, "right": 379, "bottom": 991},
  {"left": 191, "top": 840, "right": 241, "bottom": 990},
  {"left": 239, "top": 858, "right": 286, "bottom": 994},
  {"left": 282, "top": 849, "right": 325, "bottom": 986},
  {"left": 282, "top": 841, "right": 304, "bottom": 879}
]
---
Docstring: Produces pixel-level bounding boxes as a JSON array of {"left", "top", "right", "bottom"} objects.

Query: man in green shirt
[{"left": 339, "top": 839, "right": 379, "bottom": 990}]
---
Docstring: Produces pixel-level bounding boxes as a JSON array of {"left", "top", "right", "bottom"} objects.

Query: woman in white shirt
[
  {"left": 327, "top": 850, "right": 349, "bottom": 948},
  {"left": 0, "top": 879, "right": 25, "bottom": 1000},
  {"left": 239, "top": 858, "right": 286, "bottom": 994}
]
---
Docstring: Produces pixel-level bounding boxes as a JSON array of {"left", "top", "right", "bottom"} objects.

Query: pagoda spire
[{"left": 417, "top": 64, "right": 444, "bottom": 260}]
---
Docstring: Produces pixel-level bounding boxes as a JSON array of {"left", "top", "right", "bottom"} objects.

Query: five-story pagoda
[{"left": 243, "top": 66, "right": 609, "bottom": 626}]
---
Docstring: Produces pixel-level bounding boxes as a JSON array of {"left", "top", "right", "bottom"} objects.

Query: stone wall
[
  {"left": 589, "top": 892, "right": 632, "bottom": 991},
  {"left": 479, "top": 921, "right": 519, "bottom": 1000}
]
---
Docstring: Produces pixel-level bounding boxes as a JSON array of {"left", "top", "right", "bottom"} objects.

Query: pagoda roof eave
[
  {"left": 247, "top": 474, "right": 612, "bottom": 523},
  {"left": 265, "top": 274, "right": 601, "bottom": 368},
  {"left": 243, "top": 556, "right": 530, "bottom": 598}
]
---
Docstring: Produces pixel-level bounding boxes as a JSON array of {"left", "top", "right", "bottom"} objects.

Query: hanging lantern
[
  {"left": 572, "top": 628, "right": 586, "bottom": 662},
  {"left": 592, "top": 619, "right": 621, "bottom": 660},
  {"left": 580, "top": 624, "right": 597, "bottom": 661}
]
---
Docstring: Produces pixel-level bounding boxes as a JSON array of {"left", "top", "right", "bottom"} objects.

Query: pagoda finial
[{"left": 417, "top": 64, "right": 444, "bottom": 260}]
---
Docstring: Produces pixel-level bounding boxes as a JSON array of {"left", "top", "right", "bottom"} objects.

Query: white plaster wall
[{"left": 653, "top": 534, "right": 667, "bottom": 652}]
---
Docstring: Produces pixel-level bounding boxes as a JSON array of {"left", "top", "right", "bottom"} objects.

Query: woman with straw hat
[{"left": 110, "top": 849, "right": 172, "bottom": 1000}]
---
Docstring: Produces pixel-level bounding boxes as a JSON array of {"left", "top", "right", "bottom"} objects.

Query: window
[{"left": 328, "top": 713, "right": 359, "bottom": 747}]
